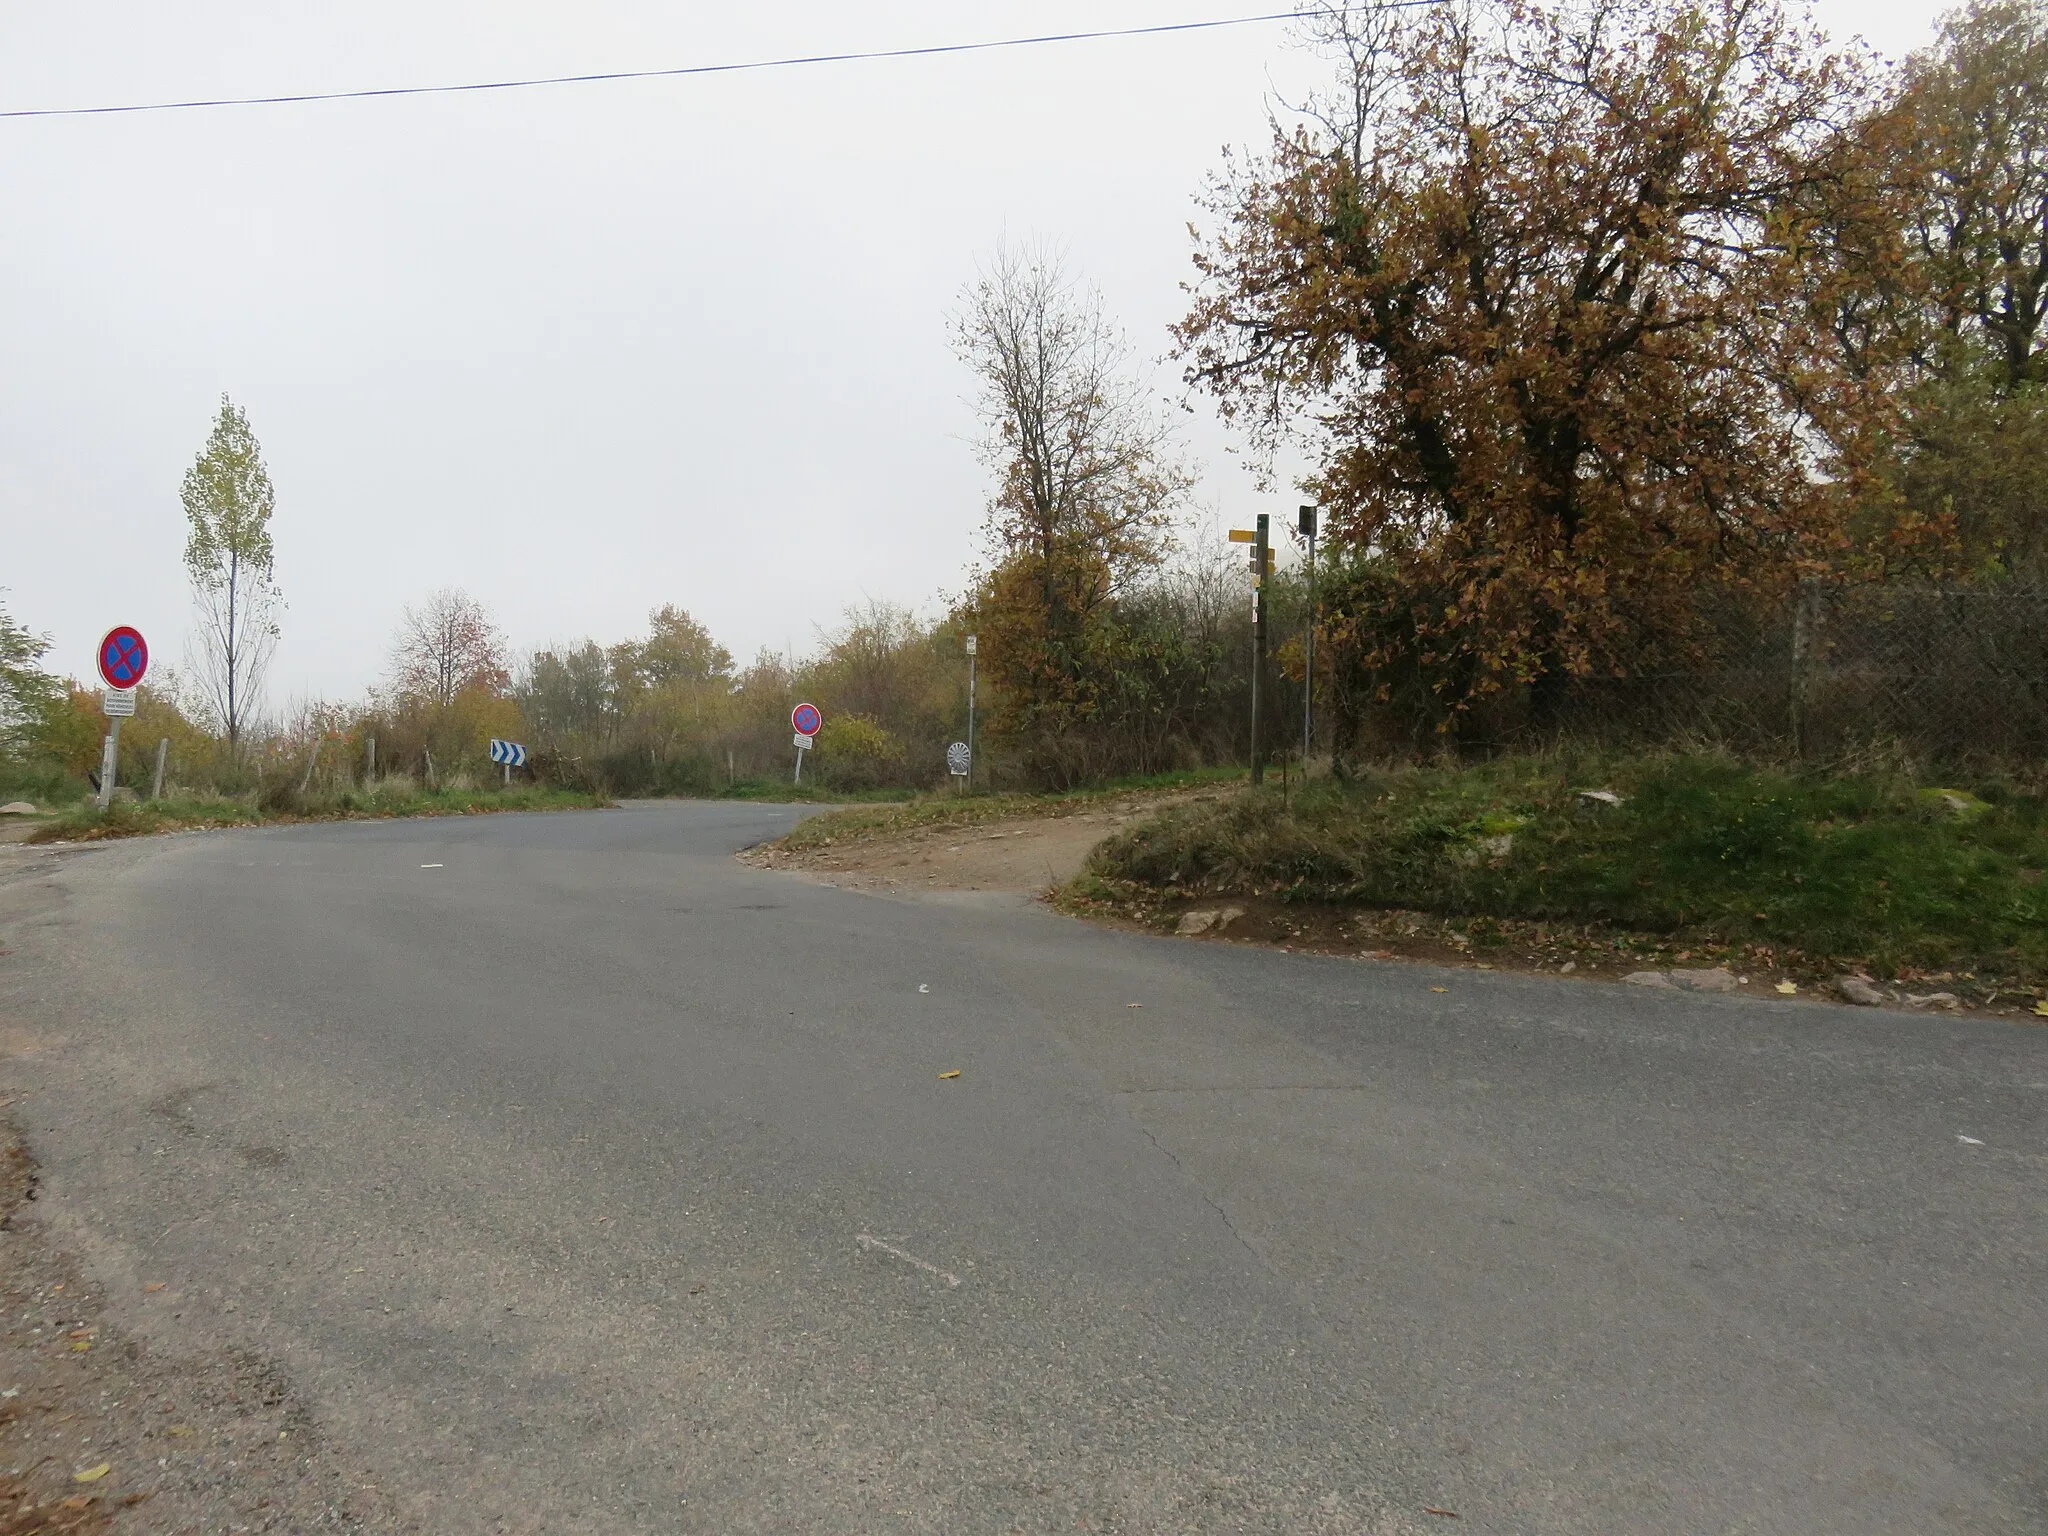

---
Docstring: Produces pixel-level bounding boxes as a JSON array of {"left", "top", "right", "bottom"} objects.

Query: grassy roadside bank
[
  {"left": 24, "top": 783, "right": 612, "bottom": 843},
  {"left": 765, "top": 767, "right": 1243, "bottom": 854},
  {"left": 1070, "top": 754, "right": 2048, "bottom": 996}
]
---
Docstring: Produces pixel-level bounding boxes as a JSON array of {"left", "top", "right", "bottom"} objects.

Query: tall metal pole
[
  {"left": 1251, "top": 512, "right": 1269, "bottom": 785},
  {"left": 1299, "top": 505, "right": 1318, "bottom": 775},
  {"left": 965, "top": 634, "right": 978, "bottom": 795}
]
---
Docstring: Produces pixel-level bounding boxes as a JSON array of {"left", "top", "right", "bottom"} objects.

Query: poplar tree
[{"left": 182, "top": 397, "right": 281, "bottom": 747}]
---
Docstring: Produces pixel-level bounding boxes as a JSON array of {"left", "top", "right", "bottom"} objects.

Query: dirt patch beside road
[{"left": 742, "top": 804, "right": 1154, "bottom": 895}]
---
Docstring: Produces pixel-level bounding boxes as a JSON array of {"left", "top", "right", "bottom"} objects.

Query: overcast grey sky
[{"left": 2, "top": 0, "right": 1948, "bottom": 708}]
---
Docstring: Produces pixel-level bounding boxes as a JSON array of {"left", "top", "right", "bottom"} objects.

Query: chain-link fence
[{"left": 1526, "top": 584, "right": 2048, "bottom": 763}]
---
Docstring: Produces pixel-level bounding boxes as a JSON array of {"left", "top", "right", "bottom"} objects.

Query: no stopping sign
[{"left": 98, "top": 626, "right": 150, "bottom": 689}]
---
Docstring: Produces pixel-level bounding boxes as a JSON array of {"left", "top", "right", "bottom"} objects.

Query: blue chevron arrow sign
[{"left": 488, "top": 739, "right": 528, "bottom": 768}]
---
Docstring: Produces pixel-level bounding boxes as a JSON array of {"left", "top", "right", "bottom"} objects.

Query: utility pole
[
  {"left": 1299, "top": 504, "right": 1318, "bottom": 776},
  {"left": 1232, "top": 515, "right": 1274, "bottom": 783}
]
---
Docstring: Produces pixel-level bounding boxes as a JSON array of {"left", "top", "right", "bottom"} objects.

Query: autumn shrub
[{"left": 815, "top": 714, "right": 907, "bottom": 791}]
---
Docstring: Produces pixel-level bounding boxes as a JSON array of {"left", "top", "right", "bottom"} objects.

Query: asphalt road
[{"left": 1, "top": 801, "right": 2042, "bottom": 1534}]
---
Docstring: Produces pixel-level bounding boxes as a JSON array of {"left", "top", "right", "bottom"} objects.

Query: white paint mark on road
[
  {"left": 420, "top": 864, "right": 443, "bottom": 869},
  {"left": 1957, "top": 1134, "right": 1985, "bottom": 1145},
  {"left": 856, "top": 1233, "right": 961, "bottom": 1288}
]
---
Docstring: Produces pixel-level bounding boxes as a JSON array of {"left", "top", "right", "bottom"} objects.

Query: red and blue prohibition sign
[
  {"left": 98, "top": 625, "right": 150, "bottom": 690},
  {"left": 791, "top": 702, "right": 822, "bottom": 738}
]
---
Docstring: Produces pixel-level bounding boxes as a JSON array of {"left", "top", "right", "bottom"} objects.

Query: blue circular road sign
[{"left": 98, "top": 626, "right": 149, "bottom": 689}]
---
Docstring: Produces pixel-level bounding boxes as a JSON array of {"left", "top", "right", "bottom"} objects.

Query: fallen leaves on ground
[
  {"left": 0, "top": 1473, "right": 115, "bottom": 1535},
  {"left": 938, "top": 1070, "right": 960, "bottom": 1080}
]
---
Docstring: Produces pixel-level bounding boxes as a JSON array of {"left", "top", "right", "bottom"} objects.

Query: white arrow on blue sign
[{"left": 488, "top": 739, "right": 528, "bottom": 768}]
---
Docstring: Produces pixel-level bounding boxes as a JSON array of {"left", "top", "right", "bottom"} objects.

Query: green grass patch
[
  {"left": 28, "top": 784, "right": 611, "bottom": 843},
  {"left": 1082, "top": 754, "right": 2048, "bottom": 984},
  {"left": 0, "top": 760, "right": 88, "bottom": 808},
  {"left": 707, "top": 777, "right": 920, "bottom": 805},
  {"left": 771, "top": 766, "right": 1244, "bottom": 853}
]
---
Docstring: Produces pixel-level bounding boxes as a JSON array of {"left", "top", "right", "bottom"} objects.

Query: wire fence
[{"left": 1511, "top": 584, "right": 2048, "bottom": 764}]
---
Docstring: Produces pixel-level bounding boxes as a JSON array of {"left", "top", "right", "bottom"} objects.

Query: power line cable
[{"left": 0, "top": 3, "right": 1440, "bottom": 121}]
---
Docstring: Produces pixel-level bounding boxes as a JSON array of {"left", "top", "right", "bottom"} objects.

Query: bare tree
[
  {"left": 948, "top": 243, "right": 1193, "bottom": 777},
  {"left": 182, "top": 397, "right": 281, "bottom": 747},
  {"left": 389, "top": 589, "right": 509, "bottom": 707},
  {"left": 951, "top": 243, "right": 1189, "bottom": 624}
]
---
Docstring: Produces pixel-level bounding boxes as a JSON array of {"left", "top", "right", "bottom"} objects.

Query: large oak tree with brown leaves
[{"left": 1178, "top": 0, "right": 1895, "bottom": 722}]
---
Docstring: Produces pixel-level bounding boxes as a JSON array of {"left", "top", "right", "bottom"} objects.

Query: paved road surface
[{"left": 1, "top": 802, "right": 2042, "bottom": 1533}]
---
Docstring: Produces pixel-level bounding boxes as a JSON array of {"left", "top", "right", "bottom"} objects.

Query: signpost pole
[
  {"left": 96, "top": 719, "right": 121, "bottom": 810},
  {"left": 789, "top": 704, "right": 821, "bottom": 788},
  {"left": 965, "top": 634, "right": 978, "bottom": 795},
  {"left": 1252, "top": 513, "right": 1269, "bottom": 785},
  {"left": 488, "top": 739, "right": 528, "bottom": 788},
  {"left": 92, "top": 626, "right": 150, "bottom": 810}
]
